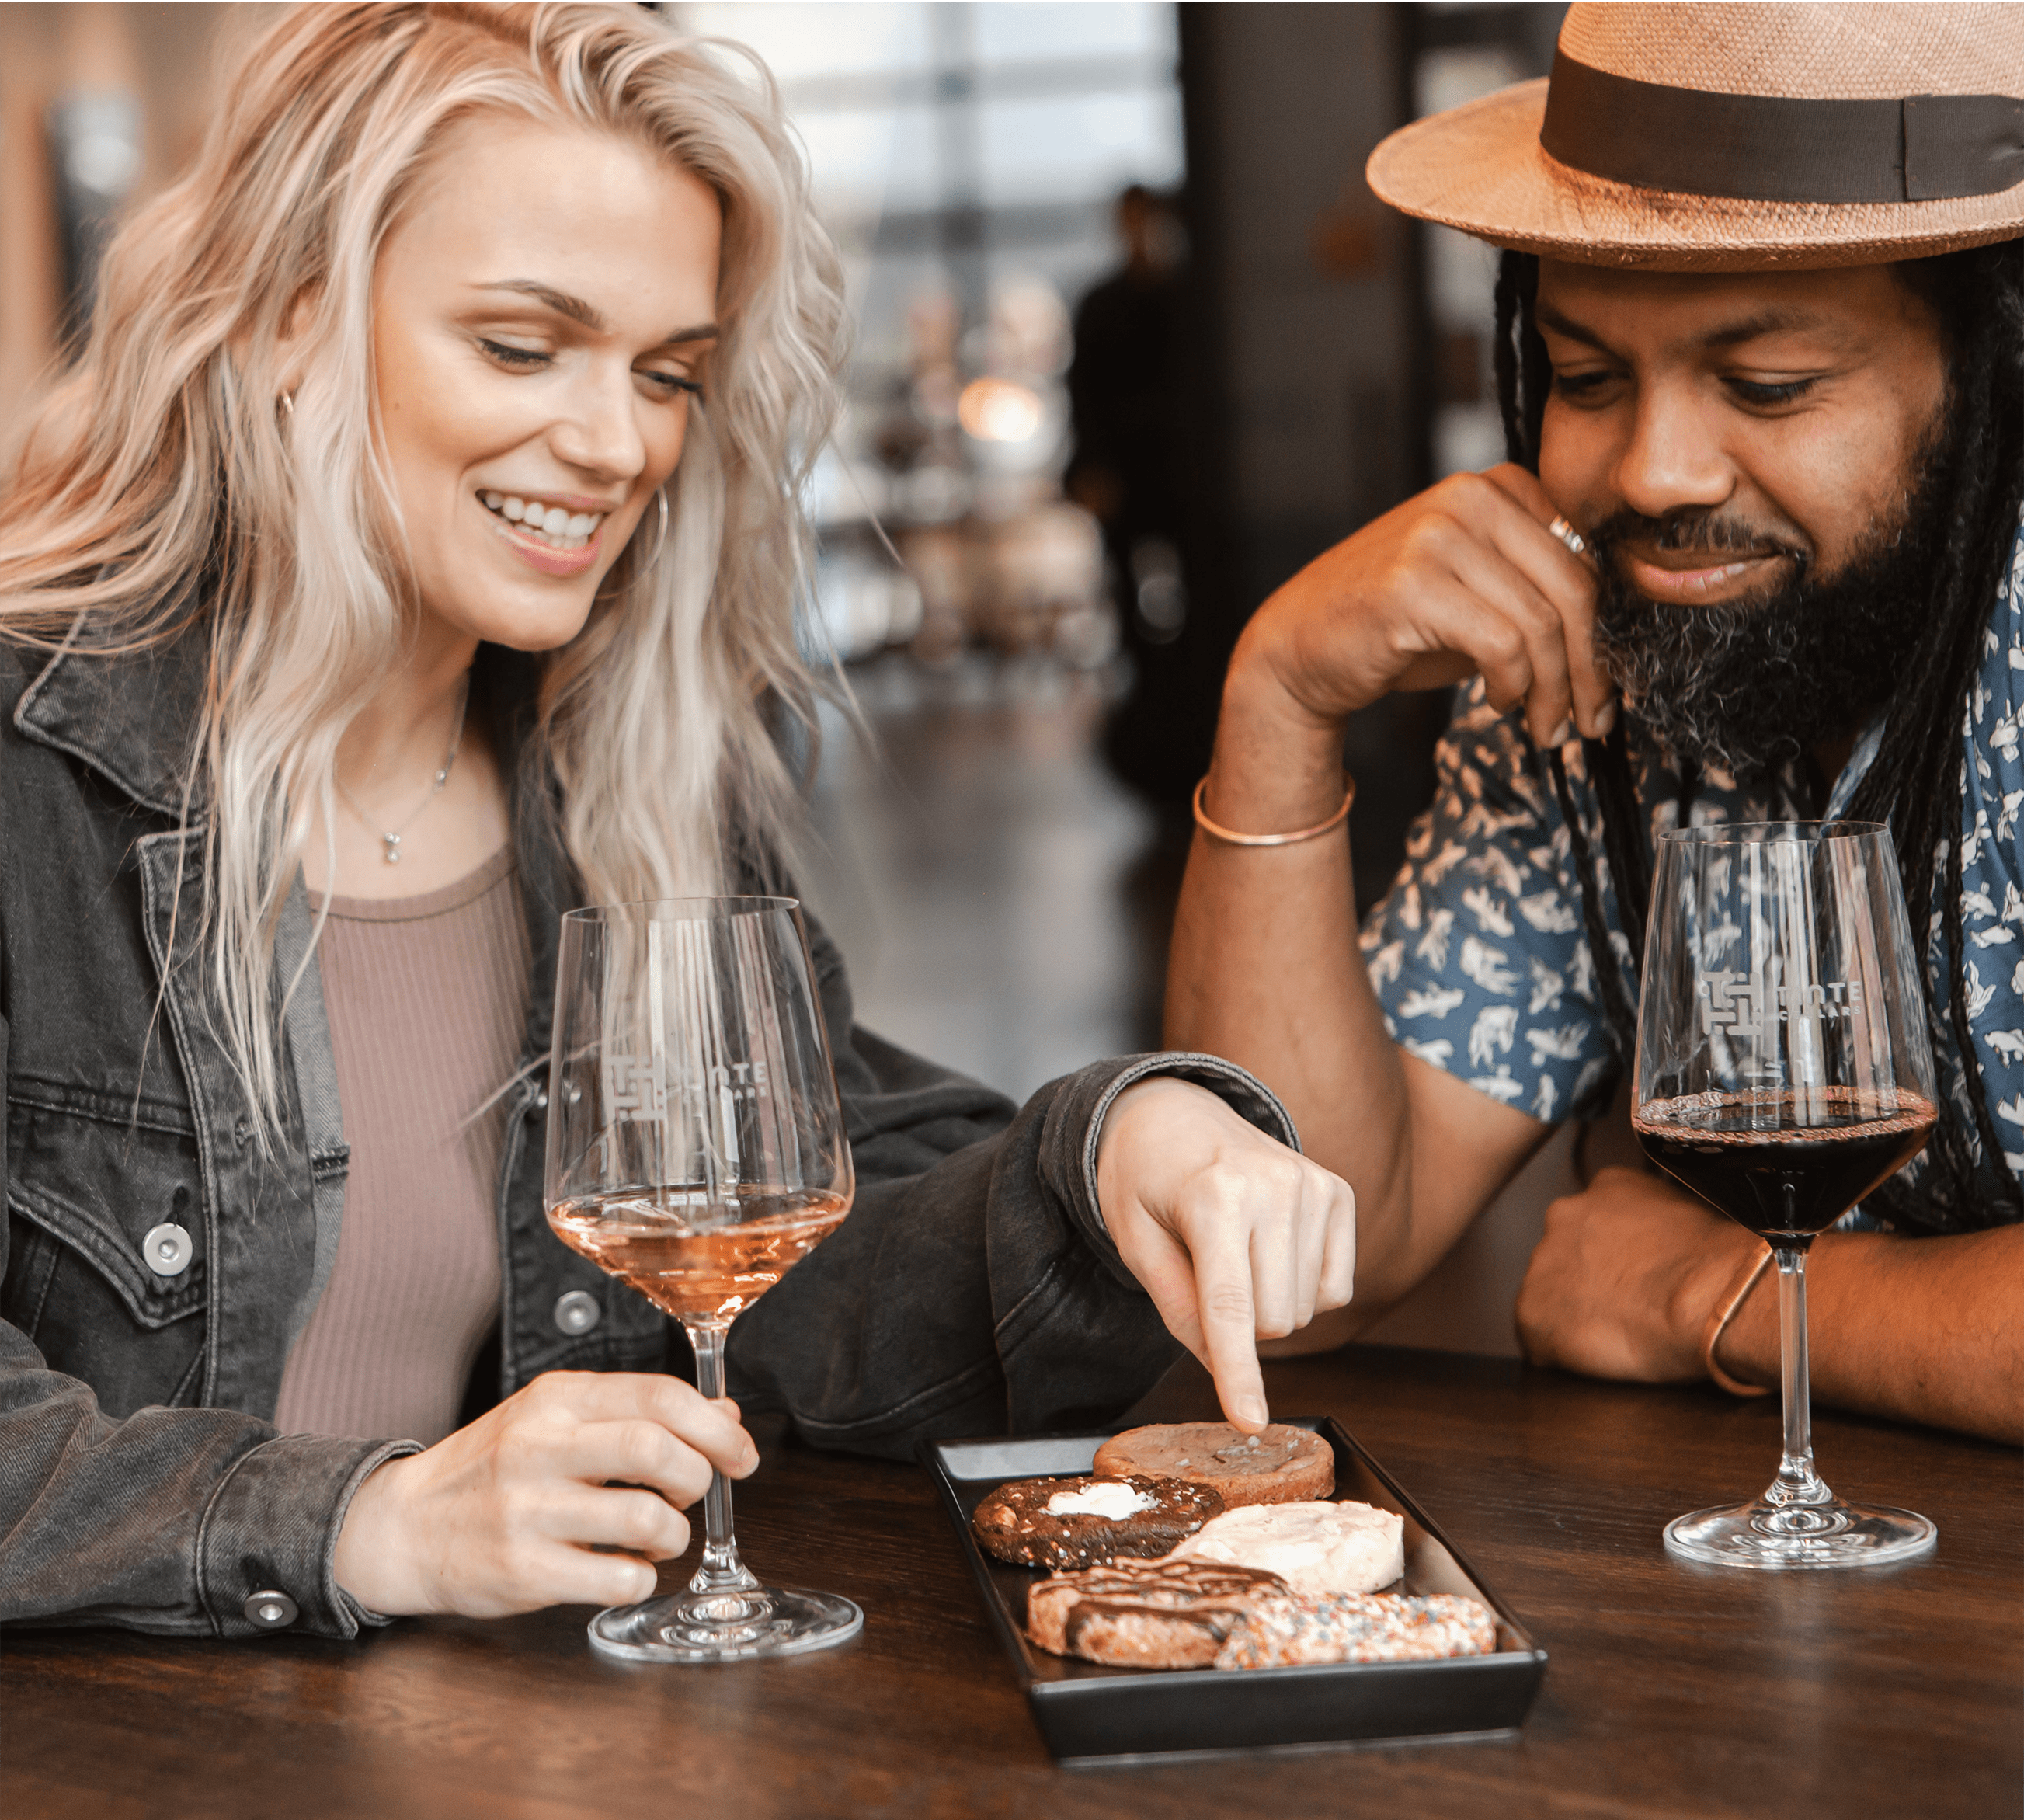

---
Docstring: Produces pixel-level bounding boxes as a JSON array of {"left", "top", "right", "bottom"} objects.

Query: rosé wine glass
[{"left": 544, "top": 898, "right": 858, "bottom": 1661}]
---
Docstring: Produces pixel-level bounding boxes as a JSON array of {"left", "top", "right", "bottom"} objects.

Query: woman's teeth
[{"left": 480, "top": 491, "right": 603, "bottom": 551}]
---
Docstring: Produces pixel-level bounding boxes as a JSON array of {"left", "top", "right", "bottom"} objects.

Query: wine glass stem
[
  {"left": 1767, "top": 1245, "right": 1833, "bottom": 1516},
  {"left": 684, "top": 1320, "right": 758, "bottom": 1596}
]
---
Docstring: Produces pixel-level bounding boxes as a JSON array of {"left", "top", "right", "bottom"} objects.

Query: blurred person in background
[
  {"left": 0, "top": 2, "right": 1355, "bottom": 1639},
  {"left": 1066, "top": 184, "right": 1203, "bottom": 802},
  {"left": 1167, "top": 2, "right": 2024, "bottom": 1445}
]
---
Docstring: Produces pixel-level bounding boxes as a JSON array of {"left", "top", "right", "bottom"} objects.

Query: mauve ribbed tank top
[{"left": 273, "top": 847, "right": 530, "bottom": 1445}]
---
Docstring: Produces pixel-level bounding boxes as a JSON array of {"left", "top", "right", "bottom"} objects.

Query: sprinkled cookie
[
  {"left": 1214, "top": 1591, "right": 1497, "bottom": 1671},
  {"left": 970, "top": 1474, "right": 1224, "bottom": 1570},
  {"left": 1026, "top": 1557, "right": 1290, "bottom": 1669},
  {"left": 1093, "top": 1422, "right": 1334, "bottom": 1509}
]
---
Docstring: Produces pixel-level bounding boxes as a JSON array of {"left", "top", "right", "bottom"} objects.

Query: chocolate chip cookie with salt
[
  {"left": 969, "top": 1474, "right": 1224, "bottom": 1570},
  {"left": 1093, "top": 1422, "right": 1334, "bottom": 1509}
]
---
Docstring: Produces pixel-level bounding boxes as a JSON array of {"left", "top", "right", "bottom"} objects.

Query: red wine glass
[{"left": 1633, "top": 822, "right": 1939, "bottom": 1568}]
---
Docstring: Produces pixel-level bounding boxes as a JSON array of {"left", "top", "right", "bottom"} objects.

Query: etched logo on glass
[
  {"left": 599, "top": 1055, "right": 774, "bottom": 1123},
  {"left": 1698, "top": 968, "right": 1866, "bottom": 1040}
]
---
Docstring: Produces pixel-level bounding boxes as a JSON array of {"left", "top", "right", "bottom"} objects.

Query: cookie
[
  {"left": 1025, "top": 1557, "right": 1291, "bottom": 1669},
  {"left": 1213, "top": 1590, "right": 1497, "bottom": 1670},
  {"left": 1169, "top": 1499, "right": 1404, "bottom": 1595},
  {"left": 969, "top": 1474, "right": 1224, "bottom": 1569},
  {"left": 1093, "top": 1422, "right": 1334, "bottom": 1509}
]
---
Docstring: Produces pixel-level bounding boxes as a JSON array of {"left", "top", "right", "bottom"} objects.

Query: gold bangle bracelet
[
  {"left": 1702, "top": 1244, "right": 1774, "bottom": 1397},
  {"left": 1192, "top": 774, "right": 1356, "bottom": 847}
]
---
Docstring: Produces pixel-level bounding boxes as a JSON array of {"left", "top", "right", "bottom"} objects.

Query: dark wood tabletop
[{"left": 4, "top": 1345, "right": 2018, "bottom": 1819}]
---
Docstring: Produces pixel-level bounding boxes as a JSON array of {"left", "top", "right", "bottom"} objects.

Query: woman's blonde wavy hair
[{"left": 0, "top": 2, "right": 847, "bottom": 1129}]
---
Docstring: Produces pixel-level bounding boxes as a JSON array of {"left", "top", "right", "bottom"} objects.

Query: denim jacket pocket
[{"left": 5, "top": 1095, "right": 209, "bottom": 1415}]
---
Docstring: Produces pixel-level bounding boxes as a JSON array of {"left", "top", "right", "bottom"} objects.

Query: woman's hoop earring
[
  {"left": 635, "top": 486, "right": 671, "bottom": 580},
  {"left": 280, "top": 390, "right": 296, "bottom": 418}
]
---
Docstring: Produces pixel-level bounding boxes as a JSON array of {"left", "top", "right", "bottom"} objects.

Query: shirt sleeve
[
  {"left": 1358, "top": 678, "right": 1618, "bottom": 1126},
  {"left": 725, "top": 905, "right": 1299, "bottom": 1459}
]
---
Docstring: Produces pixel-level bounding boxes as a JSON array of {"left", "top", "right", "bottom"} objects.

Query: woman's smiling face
[{"left": 369, "top": 113, "right": 722, "bottom": 650}]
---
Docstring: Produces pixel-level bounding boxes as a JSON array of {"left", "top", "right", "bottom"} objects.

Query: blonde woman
[{"left": 0, "top": 3, "right": 1354, "bottom": 1638}]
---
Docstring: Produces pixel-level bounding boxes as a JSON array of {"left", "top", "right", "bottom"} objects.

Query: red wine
[
  {"left": 548, "top": 1186, "right": 849, "bottom": 1323},
  {"left": 1633, "top": 1086, "right": 1935, "bottom": 1243}
]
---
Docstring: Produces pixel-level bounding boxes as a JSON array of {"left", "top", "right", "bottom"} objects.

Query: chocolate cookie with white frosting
[{"left": 970, "top": 1474, "right": 1225, "bottom": 1569}]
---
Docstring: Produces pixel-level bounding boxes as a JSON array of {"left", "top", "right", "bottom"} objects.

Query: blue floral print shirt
[{"left": 1358, "top": 520, "right": 2024, "bottom": 1236}]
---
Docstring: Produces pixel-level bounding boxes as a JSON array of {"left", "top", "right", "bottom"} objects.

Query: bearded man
[{"left": 1167, "top": 2, "right": 2023, "bottom": 1444}]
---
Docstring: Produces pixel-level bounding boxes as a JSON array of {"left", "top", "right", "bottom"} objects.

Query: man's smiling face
[
  {"left": 1535, "top": 259, "right": 1954, "bottom": 775},
  {"left": 1536, "top": 259, "right": 1949, "bottom": 604}
]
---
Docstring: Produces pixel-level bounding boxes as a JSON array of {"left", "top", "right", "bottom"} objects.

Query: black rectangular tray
[{"left": 921, "top": 1418, "right": 1547, "bottom": 1765}]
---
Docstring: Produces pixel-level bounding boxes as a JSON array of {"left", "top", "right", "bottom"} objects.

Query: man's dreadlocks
[{"left": 1490, "top": 242, "right": 2024, "bottom": 1234}]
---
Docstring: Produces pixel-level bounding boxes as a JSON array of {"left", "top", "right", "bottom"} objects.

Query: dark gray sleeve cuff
[
  {"left": 1039, "top": 1050, "right": 1302, "bottom": 1289},
  {"left": 196, "top": 1434, "right": 423, "bottom": 1639}
]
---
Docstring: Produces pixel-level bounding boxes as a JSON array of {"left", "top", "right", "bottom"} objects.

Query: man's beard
[{"left": 1588, "top": 437, "right": 1951, "bottom": 782}]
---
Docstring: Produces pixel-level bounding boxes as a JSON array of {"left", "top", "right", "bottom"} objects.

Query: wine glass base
[
  {"left": 587, "top": 1585, "right": 863, "bottom": 1664},
  {"left": 1664, "top": 1498, "right": 1936, "bottom": 1571}
]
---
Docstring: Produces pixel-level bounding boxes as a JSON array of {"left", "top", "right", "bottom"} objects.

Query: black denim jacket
[{"left": 0, "top": 628, "right": 1295, "bottom": 1639}]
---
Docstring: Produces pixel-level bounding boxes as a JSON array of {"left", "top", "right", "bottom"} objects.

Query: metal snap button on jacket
[
  {"left": 243, "top": 1589, "right": 297, "bottom": 1628},
  {"left": 141, "top": 1222, "right": 194, "bottom": 1279},
  {"left": 553, "top": 1290, "right": 600, "bottom": 1336}
]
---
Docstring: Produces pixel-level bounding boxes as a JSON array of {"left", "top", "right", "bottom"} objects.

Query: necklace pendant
[{"left": 381, "top": 832, "right": 402, "bottom": 865}]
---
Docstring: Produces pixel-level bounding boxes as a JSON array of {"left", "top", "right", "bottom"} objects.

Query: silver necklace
[{"left": 336, "top": 674, "right": 471, "bottom": 865}]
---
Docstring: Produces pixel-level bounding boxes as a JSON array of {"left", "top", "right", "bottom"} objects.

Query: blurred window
[
  {"left": 674, "top": 2, "right": 1180, "bottom": 292},
  {"left": 673, "top": 1, "right": 1182, "bottom": 662},
  {"left": 1405, "top": 6, "right": 1565, "bottom": 480}
]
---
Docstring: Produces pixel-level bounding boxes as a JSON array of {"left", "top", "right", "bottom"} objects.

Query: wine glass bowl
[
  {"left": 1633, "top": 822, "right": 1939, "bottom": 1569},
  {"left": 544, "top": 897, "right": 861, "bottom": 1662}
]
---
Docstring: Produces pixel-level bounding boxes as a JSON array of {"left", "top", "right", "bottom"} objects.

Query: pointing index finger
[{"left": 1191, "top": 1222, "right": 1271, "bottom": 1432}]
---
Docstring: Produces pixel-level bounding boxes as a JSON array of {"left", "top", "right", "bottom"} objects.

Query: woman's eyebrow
[{"left": 469, "top": 279, "right": 717, "bottom": 344}]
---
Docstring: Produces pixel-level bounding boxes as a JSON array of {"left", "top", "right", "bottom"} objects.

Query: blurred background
[{"left": 0, "top": 2, "right": 1575, "bottom": 1354}]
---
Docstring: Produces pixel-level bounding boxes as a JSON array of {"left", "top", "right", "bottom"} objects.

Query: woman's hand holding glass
[
  {"left": 332, "top": 1372, "right": 755, "bottom": 1619},
  {"left": 1097, "top": 1077, "right": 1357, "bottom": 1432}
]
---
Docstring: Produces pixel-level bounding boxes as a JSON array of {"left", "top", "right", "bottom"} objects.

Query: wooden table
[{"left": 5, "top": 1347, "right": 2017, "bottom": 1818}]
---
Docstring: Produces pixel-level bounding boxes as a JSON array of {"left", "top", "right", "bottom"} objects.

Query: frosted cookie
[
  {"left": 1026, "top": 1557, "right": 1290, "bottom": 1669},
  {"left": 1169, "top": 1499, "right": 1404, "bottom": 1595},
  {"left": 970, "top": 1474, "right": 1224, "bottom": 1570},
  {"left": 1214, "top": 1590, "right": 1497, "bottom": 1670},
  {"left": 1093, "top": 1422, "right": 1334, "bottom": 1509}
]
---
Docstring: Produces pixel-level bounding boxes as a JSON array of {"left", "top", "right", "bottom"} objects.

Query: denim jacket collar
[
  {"left": 12, "top": 623, "right": 213, "bottom": 821},
  {"left": 9, "top": 625, "right": 574, "bottom": 1023}
]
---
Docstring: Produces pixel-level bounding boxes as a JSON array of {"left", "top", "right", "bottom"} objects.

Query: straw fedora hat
[{"left": 1368, "top": 2, "right": 2024, "bottom": 270}]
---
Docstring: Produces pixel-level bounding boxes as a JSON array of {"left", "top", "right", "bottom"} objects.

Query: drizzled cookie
[{"left": 1025, "top": 1557, "right": 1291, "bottom": 1669}]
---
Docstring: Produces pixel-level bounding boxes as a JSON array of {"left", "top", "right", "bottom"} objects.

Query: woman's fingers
[
  {"left": 552, "top": 1416, "right": 720, "bottom": 1509},
  {"left": 1097, "top": 1080, "right": 1363, "bottom": 1432},
  {"left": 1318, "top": 1178, "right": 1358, "bottom": 1313},
  {"left": 1292, "top": 1178, "right": 1332, "bottom": 1331},
  {"left": 524, "top": 1371, "right": 757, "bottom": 1479},
  {"left": 1187, "top": 1205, "right": 1269, "bottom": 1430},
  {"left": 541, "top": 1481, "right": 694, "bottom": 1560},
  {"left": 1120, "top": 1218, "right": 1212, "bottom": 1367},
  {"left": 515, "top": 1541, "right": 662, "bottom": 1615}
]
